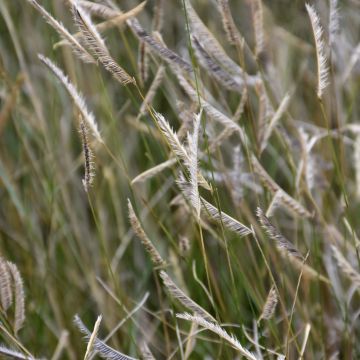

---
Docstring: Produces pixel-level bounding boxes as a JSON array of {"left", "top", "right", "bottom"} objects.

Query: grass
[{"left": 0, "top": 0, "right": 359, "bottom": 358}]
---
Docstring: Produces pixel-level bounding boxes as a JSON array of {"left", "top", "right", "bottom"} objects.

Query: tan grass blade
[
  {"left": 137, "top": 65, "right": 165, "bottom": 119},
  {"left": 260, "top": 93, "right": 291, "bottom": 153},
  {"left": 300, "top": 323, "right": 311, "bottom": 358},
  {"left": 84, "top": 315, "right": 102, "bottom": 360},
  {"left": 93, "top": 2, "right": 146, "bottom": 32},
  {"left": 132, "top": 158, "right": 177, "bottom": 185}
]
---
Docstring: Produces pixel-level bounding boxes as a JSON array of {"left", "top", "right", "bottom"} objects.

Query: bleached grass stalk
[
  {"left": 72, "top": 2, "right": 134, "bottom": 85},
  {"left": 160, "top": 271, "right": 216, "bottom": 322},
  {"left": 128, "top": 199, "right": 166, "bottom": 267},
  {"left": 91, "top": 2, "right": 146, "bottom": 32},
  {"left": 331, "top": 245, "right": 360, "bottom": 288},
  {"left": 299, "top": 324, "right": 311, "bottom": 358},
  {"left": 51, "top": 330, "right": 69, "bottom": 360},
  {"left": 6, "top": 262, "right": 25, "bottom": 335},
  {"left": 74, "top": 315, "right": 137, "bottom": 360},
  {"left": 260, "top": 93, "right": 291, "bottom": 153},
  {"left": 131, "top": 158, "right": 176, "bottom": 184},
  {"left": 137, "top": 65, "right": 165, "bottom": 119},
  {"left": 266, "top": 190, "right": 282, "bottom": 217},
  {"left": 38, "top": 54, "right": 102, "bottom": 142},
  {"left": 176, "top": 313, "right": 257, "bottom": 360},
  {"left": 84, "top": 315, "right": 102, "bottom": 360},
  {"left": 201, "top": 198, "right": 253, "bottom": 237},
  {"left": 187, "top": 112, "right": 202, "bottom": 218},
  {"left": 305, "top": 3, "right": 329, "bottom": 99},
  {"left": 258, "top": 285, "right": 278, "bottom": 322},
  {"left": 26, "top": 0, "right": 94, "bottom": 63}
]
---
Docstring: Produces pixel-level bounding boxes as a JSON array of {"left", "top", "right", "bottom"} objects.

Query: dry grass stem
[{"left": 128, "top": 199, "right": 166, "bottom": 268}]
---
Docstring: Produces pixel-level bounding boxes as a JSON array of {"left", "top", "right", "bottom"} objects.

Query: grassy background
[{"left": 0, "top": 0, "right": 359, "bottom": 358}]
